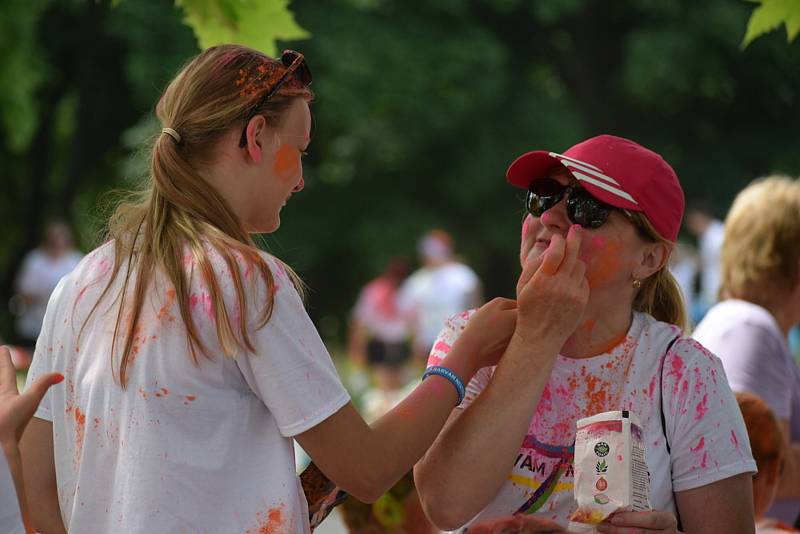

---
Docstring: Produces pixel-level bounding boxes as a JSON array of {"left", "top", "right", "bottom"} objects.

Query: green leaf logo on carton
[{"left": 596, "top": 459, "right": 608, "bottom": 474}]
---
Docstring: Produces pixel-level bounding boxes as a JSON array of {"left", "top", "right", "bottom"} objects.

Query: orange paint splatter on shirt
[
  {"left": 157, "top": 289, "right": 177, "bottom": 322},
  {"left": 247, "top": 504, "right": 286, "bottom": 534},
  {"left": 74, "top": 407, "right": 87, "bottom": 467},
  {"left": 272, "top": 144, "right": 299, "bottom": 178},
  {"left": 584, "top": 374, "right": 608, "bottom": 416}
]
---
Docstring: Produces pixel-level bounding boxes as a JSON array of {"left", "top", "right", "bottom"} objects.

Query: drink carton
[{"left": 568, "top": 410, "right": 650, "bottom": 531}]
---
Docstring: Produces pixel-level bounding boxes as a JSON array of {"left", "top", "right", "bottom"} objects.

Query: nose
[
  {"left": 540, "top": 197, "right": 571, "bottom": 232},
  {"left": 292, "top": 177, "right": 305, "bottom": 192}
]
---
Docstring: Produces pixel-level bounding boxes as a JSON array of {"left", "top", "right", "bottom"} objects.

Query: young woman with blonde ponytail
[
  {"left": 19, "top": 44, "right": 519, "bottom": 533},
  {"left": 415, "top": 135, "right": 756, "bottom": 533}
]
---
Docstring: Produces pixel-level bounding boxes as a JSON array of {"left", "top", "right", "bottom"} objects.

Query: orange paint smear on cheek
[
  {"left": 582, "top": 236, "right": 624, "bottom": 288},
  {"left": 272, "top": 144, "right": 299, "bottom": 178}
]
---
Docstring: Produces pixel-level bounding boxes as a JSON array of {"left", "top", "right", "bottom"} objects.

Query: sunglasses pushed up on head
[
  {"left": 238, "top": 50, "right": 312, "bottom": 148},
  {"left": 525, "top": 178, "right": 631, "bottom": 229}
]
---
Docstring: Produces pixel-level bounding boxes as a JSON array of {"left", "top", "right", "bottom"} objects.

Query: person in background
[
  {"left": 667, "top": 240, "right": 699, "bottom": 326},
  {"left": 693, "top": 176, "right": 800, "bottom": 527},
  {"left": 0, "top": 346, "right": 63, "bottom": 534},
  {"left": 736, "top": 392, "right": 799, "bottom": 533},
  {"left": 12, "top": 221, "right": 83, "bottom": 360},
  {"left": 348, "top": 257, "right": 413, "bottom": 419},
  {"left": 398, "top": 229, "right": 482, "bottom": 363},
  {"left": 414, "top": 134, "right": 756, "bottom": 533},
  {"left": 685, "top": 204, "right": 724, "bottom": 323}
]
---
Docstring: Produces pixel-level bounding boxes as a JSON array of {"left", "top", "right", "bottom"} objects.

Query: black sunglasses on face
[
  {"left": 525, "top": 178, "right": 618, "bottom": 229},
  {"left": 238, "top": 50, "right": 312, "bottom": 148}
]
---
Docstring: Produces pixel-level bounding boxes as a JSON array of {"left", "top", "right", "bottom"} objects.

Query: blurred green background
[{"left": 2, "top": 0, "right": 799, "bottom": 348}]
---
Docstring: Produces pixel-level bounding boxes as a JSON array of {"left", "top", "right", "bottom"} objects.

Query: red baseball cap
[{"left": 506, "top": 134, "right": 685, "bottom": 241}]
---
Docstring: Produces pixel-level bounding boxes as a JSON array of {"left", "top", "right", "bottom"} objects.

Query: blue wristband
[{"left": 422, "top": 366, "right": 466, "bottom": 406}]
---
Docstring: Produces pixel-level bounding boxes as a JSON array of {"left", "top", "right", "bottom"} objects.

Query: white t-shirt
[
  {"left": 693, "top": 299, "right": 800, "bottom": 524},
  {"left": 398, "top": 262, "right": 480, "bottom": 350},
  {"left": 0, "top": 456, "right": 24, "bottom": 534},
  {"left": 25, "top": 241, "right": 350, "bottom": 533},
  {"left": 427, "top": 311, "right": 756, "bottom": 530},
  {"left": 14, "top": 248, "right": 83, "bottom": 340}
]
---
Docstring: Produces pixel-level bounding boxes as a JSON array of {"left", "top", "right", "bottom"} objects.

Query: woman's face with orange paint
[
  {"left": 249, "top": 98, "right": 311, "bottom": 232},
  {"left": 519, "top": 168, "right": 650, "bottom": 294}
]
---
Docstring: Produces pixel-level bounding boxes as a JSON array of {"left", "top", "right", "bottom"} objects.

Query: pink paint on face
[
  {"left": 695, "top": 393, "right": 709, "bottom": 421},
  {"left": 521, "top": 217, "right": 531, "bottom": 240},
  {"left": 272, "top": 144, "right": 299, "bottom": 178},
  {"left": 690, "top": 436, "right": 705, "bottom": 452}
]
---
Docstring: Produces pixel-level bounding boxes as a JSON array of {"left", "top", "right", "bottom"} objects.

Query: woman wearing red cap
[{"left": 415, "top": 135, "right": 756, "bottom": 533}]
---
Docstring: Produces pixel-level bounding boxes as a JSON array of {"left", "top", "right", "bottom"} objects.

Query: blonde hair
[
  {"left": 629, "top": 212, "right": 688, "bottom": 332},
  {"left": 720, "top": 176, "right": 800, "bottom": 307},
  {"left": 85, "top": 44, "right": 312, "bottom": 387}
]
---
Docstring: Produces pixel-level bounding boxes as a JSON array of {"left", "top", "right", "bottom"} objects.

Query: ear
[
  {"left": 633, "top": 241, "right": 672, "bottom": 280},
  {"left": 244, "top": 115, "right": 270, "bottom": 164}
]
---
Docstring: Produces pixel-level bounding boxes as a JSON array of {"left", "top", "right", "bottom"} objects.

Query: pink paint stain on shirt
[
  {"left": 433, "top": 340, "right": 452, "bottom": 354},
  {"left": 690, "top": 436, "right": 705, "bottom": 452},
  {"left": 695, "top": 394, "right": 709, "bottom": 421},
  {"left": 730, "top": 429, "right": 741, "bottom": 450},
  {"left": 700, "top": 450, "right": 708, "bottom": 469},
  {"left": 647, "top": 374, "right": 658, "bottom": 400},
  {"left": 189, "top": 292, "right": 215, "bottom": 323},
  {"left": 183, "top": 395, "right": 196, "bottom": 406},
  {"left": 75, "top": 285, "right": 89, "bottom": 306}
]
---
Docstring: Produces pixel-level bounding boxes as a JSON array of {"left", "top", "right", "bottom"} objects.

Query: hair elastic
[
  {"left": 161, "top": 127, "right": 182, "bottom": 144},
  {"left": 422, "top": 365, "right": 466, "bottom": 406}
]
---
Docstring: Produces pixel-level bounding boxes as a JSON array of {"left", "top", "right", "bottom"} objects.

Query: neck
[{"left": 561, "top": 292, "right": 634, "bottom": 358}]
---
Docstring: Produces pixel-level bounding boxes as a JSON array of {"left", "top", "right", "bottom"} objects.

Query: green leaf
[
  {"left": 177, "top": 0, "right": 310, "bottom": 56},
  {"left": 742, "top": 0, "right": 800, "bottom": 48}
]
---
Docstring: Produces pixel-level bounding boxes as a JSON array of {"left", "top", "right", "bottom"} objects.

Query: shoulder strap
[{"left": 659, "top": 335, "right": 681, "bottom": 455}]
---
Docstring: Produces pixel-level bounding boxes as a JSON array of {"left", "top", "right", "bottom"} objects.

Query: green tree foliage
[
  {"left": 743, "top": 0, "right": 800, "bottom": 47},
  {"left": 1, "top": 0, "right": 799, "bottom": 345},
  {"left": 177, "top": 0, "right": 309, "bottom": 55}
]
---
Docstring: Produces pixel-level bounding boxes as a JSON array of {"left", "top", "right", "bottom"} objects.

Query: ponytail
[{"left": 628, "top": 211, "right": 689, "bottom": 333}]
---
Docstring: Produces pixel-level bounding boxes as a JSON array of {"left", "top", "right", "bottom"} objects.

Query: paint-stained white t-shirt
[
  {"left": 427, "top": 311, "right": 756, "bottom": 531},
  {"left": 25, "top": 241, "right": 350, "bottom": 534}
]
